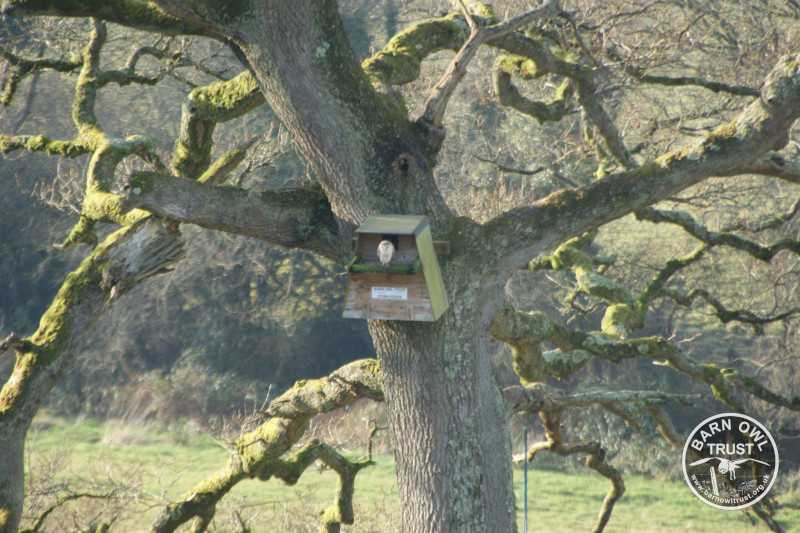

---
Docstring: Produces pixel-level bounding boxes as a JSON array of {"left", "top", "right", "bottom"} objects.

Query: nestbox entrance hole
[{"left": 382, "top": 234, "right": 399, "bottom": 250}]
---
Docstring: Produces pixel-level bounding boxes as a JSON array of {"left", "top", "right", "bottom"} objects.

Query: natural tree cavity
[{"left": 1, "top": 1, "right": 800, "bottom": 532}]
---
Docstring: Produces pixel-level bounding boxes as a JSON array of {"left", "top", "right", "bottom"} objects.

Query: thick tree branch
[
  {"left": 725, "top": 151, "right": 800, "bottom": 185},
  {"left": 149, "top": 359, "right": 383, "bottom": 533},
  {"left": 122, "top": 171, "right": 345, "bottom": 261},
  {"left": 0, "top": 0, "right": 204, "bottom": 36},
  {"left": 361, "top": 13, "right": 470, "bottom": 86},
  {"left": 504, "top": 383, "right": 699, "bottom": 416},
  {"left": 482, "top": 54, "right": 800, "bottom": 273}
]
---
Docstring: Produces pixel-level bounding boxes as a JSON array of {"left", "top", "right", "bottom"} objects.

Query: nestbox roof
[{"left": 355, "top": 215, "right": 429, "bottom": 236}]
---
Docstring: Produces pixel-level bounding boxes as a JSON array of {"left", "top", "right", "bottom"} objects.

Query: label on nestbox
[{"left": 371, "top": 287, "right": 408, "bottom": 300}]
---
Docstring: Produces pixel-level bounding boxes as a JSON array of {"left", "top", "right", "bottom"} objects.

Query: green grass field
[{"left": 22, "top": 416, "right": 799, "bottom": 532}]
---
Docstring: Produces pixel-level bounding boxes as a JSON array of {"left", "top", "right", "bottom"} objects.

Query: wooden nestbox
[{"left": 343, "top": 215, "right": 448, "bottom": 321}]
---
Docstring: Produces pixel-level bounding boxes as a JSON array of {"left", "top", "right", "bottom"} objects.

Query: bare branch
[
  {"left": 0, "top": 46, "right": 81, "bottom": 106},
  {"left": 528, "top": 410, "right": 624, "bottom": 533},
  {"left": 721, "top": 197, "right": 800, "bottom": 233},
  {"left": 420, "top": 0, "right": 560, "bottom": 128},
  {"left": 617, "top": 60, "right": 761, "bottom": 97},
  {"left": 472, "top": 154, "right": 547, "bottom": 177},
  {"left": 636, "top": 207, "right": 800, "bottom": 262}
]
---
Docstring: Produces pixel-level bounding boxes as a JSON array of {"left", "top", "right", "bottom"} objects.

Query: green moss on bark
[{"left": 362, "top": 14, "right": 468, "bottom": 85}]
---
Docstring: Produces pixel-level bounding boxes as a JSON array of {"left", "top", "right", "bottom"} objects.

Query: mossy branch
[
  {"left": 149, "top": 359, "right": 383, "bottom": 533},
  {"left": 0, "top": 22, "right": 184, "bottom": 248},
  {"left": 577, "top": 82, "right": 637, "bottom": 170},
  {"left": 72, "top": 19, "right": 105, "bottom": 130},
  {"left": 173, "top": 71, "right": 264, "bottom": 179},
  {"left": 504, "top": 383, "right": 699, "bottom": 417},
  {"left": 491, "top": 300, "right": 800, "bottom": 411},
  {"left": 197, "top": 136, "right": 258, "bottom": 186},
  {"left": 0, "top": 134, "right": 89, "bottom": 157},
  {"left": 493, "top": 56, "right": 574, "bottom": 123},
  {"left": 269, "top": 440, "right": 372, "bottom": 533},
  {"left": 0, "top": 0, "right": 205, "bottom": 36},
  {"left": 491, "top": 301, "right": 588, "bottom": 382},
  {"left": 420, "top": 0, "right": 559, "bottom": 128},
  {"left": 527, "top": 211, "right": 799, "bottom": 338},
  {"left": 1, "top": 39, "right": 180, "bottom": 107},
  {"left": 526, "top": 232, "right": 640, "bottom": 336},
  {"left": 361, "top": 13, "right": 470, "bottom": 86},
  {"left": 0, "top": 217, "right": 182, "bottom": 427}
]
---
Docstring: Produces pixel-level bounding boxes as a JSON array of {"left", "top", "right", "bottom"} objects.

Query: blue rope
[{"left": 523, "top": 424, "right": 528, "bottom": 533}]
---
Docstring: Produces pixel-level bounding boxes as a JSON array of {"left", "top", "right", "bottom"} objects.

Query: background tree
[{"left": 1, "top": 1, "right": 800, "bottom": 532}]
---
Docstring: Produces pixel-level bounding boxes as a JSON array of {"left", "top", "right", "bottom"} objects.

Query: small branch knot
[{"left": 0, "top": 332, "right": 24, "bottom": 354}]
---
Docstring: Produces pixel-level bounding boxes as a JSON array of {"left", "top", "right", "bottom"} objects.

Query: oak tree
[{"left": 2, "top": 1, "right": 800, "bottom": 532}]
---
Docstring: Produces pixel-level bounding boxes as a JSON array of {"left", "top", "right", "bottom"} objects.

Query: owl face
[{"left": 377, "top": 240, "right": 395, "bottom": 266}]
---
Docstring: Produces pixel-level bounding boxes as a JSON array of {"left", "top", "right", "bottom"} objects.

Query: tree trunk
[
  {"left": 0, "top": 423, "right": 27, "bottom": 533},
  {"left": 192, "top": 4, "right": 515, "bottom": 530},
  {"left": 370, "top": 268, "right": 516, "bottom": 532}
]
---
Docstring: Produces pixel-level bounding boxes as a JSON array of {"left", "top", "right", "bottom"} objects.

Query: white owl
[{"left": 377, "top": 240, "right": 395, "bottom": 266}]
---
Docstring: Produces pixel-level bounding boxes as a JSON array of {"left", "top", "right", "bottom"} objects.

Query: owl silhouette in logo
[{"left": 689, "top": 457, "right": 771, "bottom": 480}]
